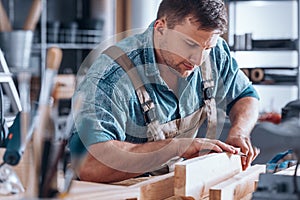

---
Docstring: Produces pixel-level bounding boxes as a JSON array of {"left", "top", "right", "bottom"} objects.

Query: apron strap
[
  {"left": 201, "top": 58, "right": 217, "bottom": 139},
  {"left": 102, "top": 46, "right": 156, "bottom": 124}
]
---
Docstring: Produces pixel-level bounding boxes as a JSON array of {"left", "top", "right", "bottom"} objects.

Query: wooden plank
[
  {"left": 174, "top": 153, "right": 242, "bottom": 199},
  {"left": 112, "top": 172, "right": 175, "bottom": 199},
  {"left": 209, "top": 164, "right": 266, "bottom": 200},
  {"left": 0, "top": 0, "right": 12, "bottom": 31},
  {"left": 52, "top": 74, "right": 75, "bottom": 99},
  {"left": 136, "top": 173, "right": 174, "bottom": 200},
  {"left": 66, "top": 172, "right": 175, "bottom": 200},
  {"left": 240, "top": 193, "right": 253, "bottom": 200},
  {"left": 66, "top": 180, "right": 138, "bottom": 200},
  {"left": 116, "top": 0, "right": 132, "bottom": 35},
  {"left": 165, "top": 196, "right": 196, "bottom": 200},
  {"left": 275, "top": 165, "right": 300, "bottom": 176},
  {"left": 0, "top": 161, "right": 174, "bottom": 199}
]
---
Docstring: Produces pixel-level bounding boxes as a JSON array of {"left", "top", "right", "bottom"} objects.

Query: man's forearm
[
  {"left": 77, "top": 136, "right": 238, "bottom": 183},
  {"left": 228, "top": 97, "right": 259, "bottom": 137},
  {"left": 78, "top": 139, "right": 179, "bottom": 183}
]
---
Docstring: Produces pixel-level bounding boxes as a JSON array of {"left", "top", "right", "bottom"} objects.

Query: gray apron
[{"left": 103, "top": 46, "right": 217, "bottom": 173}]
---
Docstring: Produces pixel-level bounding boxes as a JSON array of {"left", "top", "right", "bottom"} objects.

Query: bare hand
[
  {"left": 177, "top": 138, "right": 238, "bottom": 159},
  {"left": 226, "top": 134, "right": 260, "bottom": 170}
]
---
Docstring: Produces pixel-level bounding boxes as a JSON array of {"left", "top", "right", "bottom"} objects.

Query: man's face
[{"left": 154, "top": 18, "right": 220, "bottom": 78}]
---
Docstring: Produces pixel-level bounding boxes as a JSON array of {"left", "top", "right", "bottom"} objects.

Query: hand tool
[
  {"left": 39, "top": 104, "right": 57, "bottom": 198},
  {"left": 54, "top": 95, "right": 83, "bottom": 198},
  {"left": 24, "top": 47, "right": 62, "bottom": 197},
  {"left": 0, "top": 49, "right": 24, "bottom": 166},
  {"left": 23, "top": 0, "right": 42, "bottom": 31},
  {"left": 236, "top": 152, "right": 247, "bottom": 157},
  {"left": 3, "top": 47, "right": 62, "bottom": 167},
  {"left": 0, "top": 1, "right": 12, "bottom": 32}
]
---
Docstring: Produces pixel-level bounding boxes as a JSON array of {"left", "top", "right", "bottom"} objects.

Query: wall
[{"left": 130, "top": 0, "right": 161, "bottom": 29}]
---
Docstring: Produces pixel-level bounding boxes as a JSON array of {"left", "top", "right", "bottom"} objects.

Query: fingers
[
  {"left": 195, "top": 139, "right": 223, "bottom": 153},
  {"left": 241, "top": 139, "right": 260, "bottom": 170},
  {"left": 185, "top": 138, "right": 237, "bottom": 158},
  {"left": 197, "top": 139, "right": 236, "bottom": 154},
  {"left": 215, "top": 140, "right": 237, "bottom": 154},
  {"left": 180, "top": 138, "right": 237, "bottom": 159},
  {"left": 243, "top": 138, "right": 253, "bottom": 170},
  {"left": 226, "top": 134, "right": 261, "bottom": 170}
]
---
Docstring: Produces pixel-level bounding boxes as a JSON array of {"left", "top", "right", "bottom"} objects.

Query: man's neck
[{"left": 158, "top": 65, "right": 178, "bottom": 94}]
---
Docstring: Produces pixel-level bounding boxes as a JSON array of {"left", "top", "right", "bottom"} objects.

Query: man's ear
[{"left": 154, "top": 19, "right": 166, "bottom": 35}]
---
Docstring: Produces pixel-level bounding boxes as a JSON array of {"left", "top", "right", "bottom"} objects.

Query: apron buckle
[
  {"left": 203, "top": 86, "right": 214, "bottom": 100},
  {"left": 142, "top": 100, "right": 156, "bottom": 124},
  {"left": 144, "top": 108, "right": 156, "bottom": 124}
]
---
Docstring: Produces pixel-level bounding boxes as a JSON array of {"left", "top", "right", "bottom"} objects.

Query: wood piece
[
  {"left": 174, "top": 153, "right": 242, "bottom": 199},
  {"left": 66, "top": 180, "right": 139, "bottom": 200},
  {"left": 165, "top": 196, "right": 195, "bottom": 200},
  {"left": 136, "top": 172, "right": 174, "bottom": 200},
  {"left": 30, "top": 47, "right": 62, "bottom": 197},
  {"left": 240, "top": 193, "right": 253, "bottom": 200},
  {"left": 52, "top": 74, "right": 75, "bottom": 100},
  {"left": 209, "top": 164, "right": 266, "bottom": 200},
  {"left": 111, "top": 176, "right": 154, "bottom": 186},
  {"left": 116, "top": 0, "right": 132, "bottom": 35},
  {"left": 23, "top": 0, "right": 42, "bottom": 31},
  {"left": 46, "top": 47, "right": 63, "bottom": 71},
  {"left": 274, "top": 165, "right": 300, "bottom": 176},
  {"left": 0, "top": 1, "right": 12, "bottom": 31},
  {"left": 66, "top": 172, "right": 174, "bottom": 200}
]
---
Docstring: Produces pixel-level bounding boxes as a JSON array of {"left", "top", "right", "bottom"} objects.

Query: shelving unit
[
  {"left": 226, "top": 0, "right": 300, "bottom": 113},
  {"left": 1, "top": 0, "right": 117, "bottom": 134},
  {"left": 36, "top": 0, "right": 115, "bottom": 74},
  {"left": 1, "top": 0, "right": 116, "bottom": 85},
  {"left": 35, "top": 0, "right": 116, "bottom": 133}
]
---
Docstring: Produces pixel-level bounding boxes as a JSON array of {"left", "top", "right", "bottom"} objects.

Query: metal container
[{"left": 0, "top": 31, "right": 33, "bottom": 70}]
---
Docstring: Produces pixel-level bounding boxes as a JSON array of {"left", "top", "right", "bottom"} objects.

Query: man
[{"left": 69, "top": 0, "right": 260, "bottom": 183}]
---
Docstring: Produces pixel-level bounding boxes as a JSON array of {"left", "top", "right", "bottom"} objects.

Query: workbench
[
  {"left": 0, "top": 149, "right": 300, "bottom": 200},
  {"left": 0, "top": 149, "right": 298, "bottom": 200}
]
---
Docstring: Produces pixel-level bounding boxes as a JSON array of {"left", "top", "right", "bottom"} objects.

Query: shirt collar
[{"left": 142, "top": 21, "right": 160, "bottom": 77}]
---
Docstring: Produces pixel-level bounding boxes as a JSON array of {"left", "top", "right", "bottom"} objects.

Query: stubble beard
[{"left": 159, "top": 48, "right": 191, "bottom": 78}]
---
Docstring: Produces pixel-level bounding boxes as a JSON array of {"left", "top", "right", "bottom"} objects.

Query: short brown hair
[{"left": 157, "top": 0, "right": 228, "bottom": 33}]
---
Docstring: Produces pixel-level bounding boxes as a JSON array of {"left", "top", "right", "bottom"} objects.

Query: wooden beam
[
  {"left": 136, "top": 172, "right": 174, "bottom": 200},
  {"left": 0, "top": 156, "right": 174, "bottom": 199},
  {"left": 209, "top": 164, "right": 266, "bottom": 200},
  {"left": 275, "top": 165, "right": 300, "bottom": 176},
  {"left": 67, "top": 172, "right": 175, "bottom": 200},
  {"left": 116, "top": 0, "right": 132, "bottom": 34},
  {"left": 165, "top": 196, "right": 196, "bottom": 200},
  {"left": 67, "top": 180, "right": 139, "bottom": 200},
  {"left": 52, "top": 74, "right": 75, "bottom": 100},
  {"left": 174, "top": 153, "right": 242, "bottom": 199}
]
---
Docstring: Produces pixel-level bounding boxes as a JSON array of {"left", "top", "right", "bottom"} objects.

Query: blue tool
[{"left": 3, "top": 112, "right": 22, "bottom": 166}]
